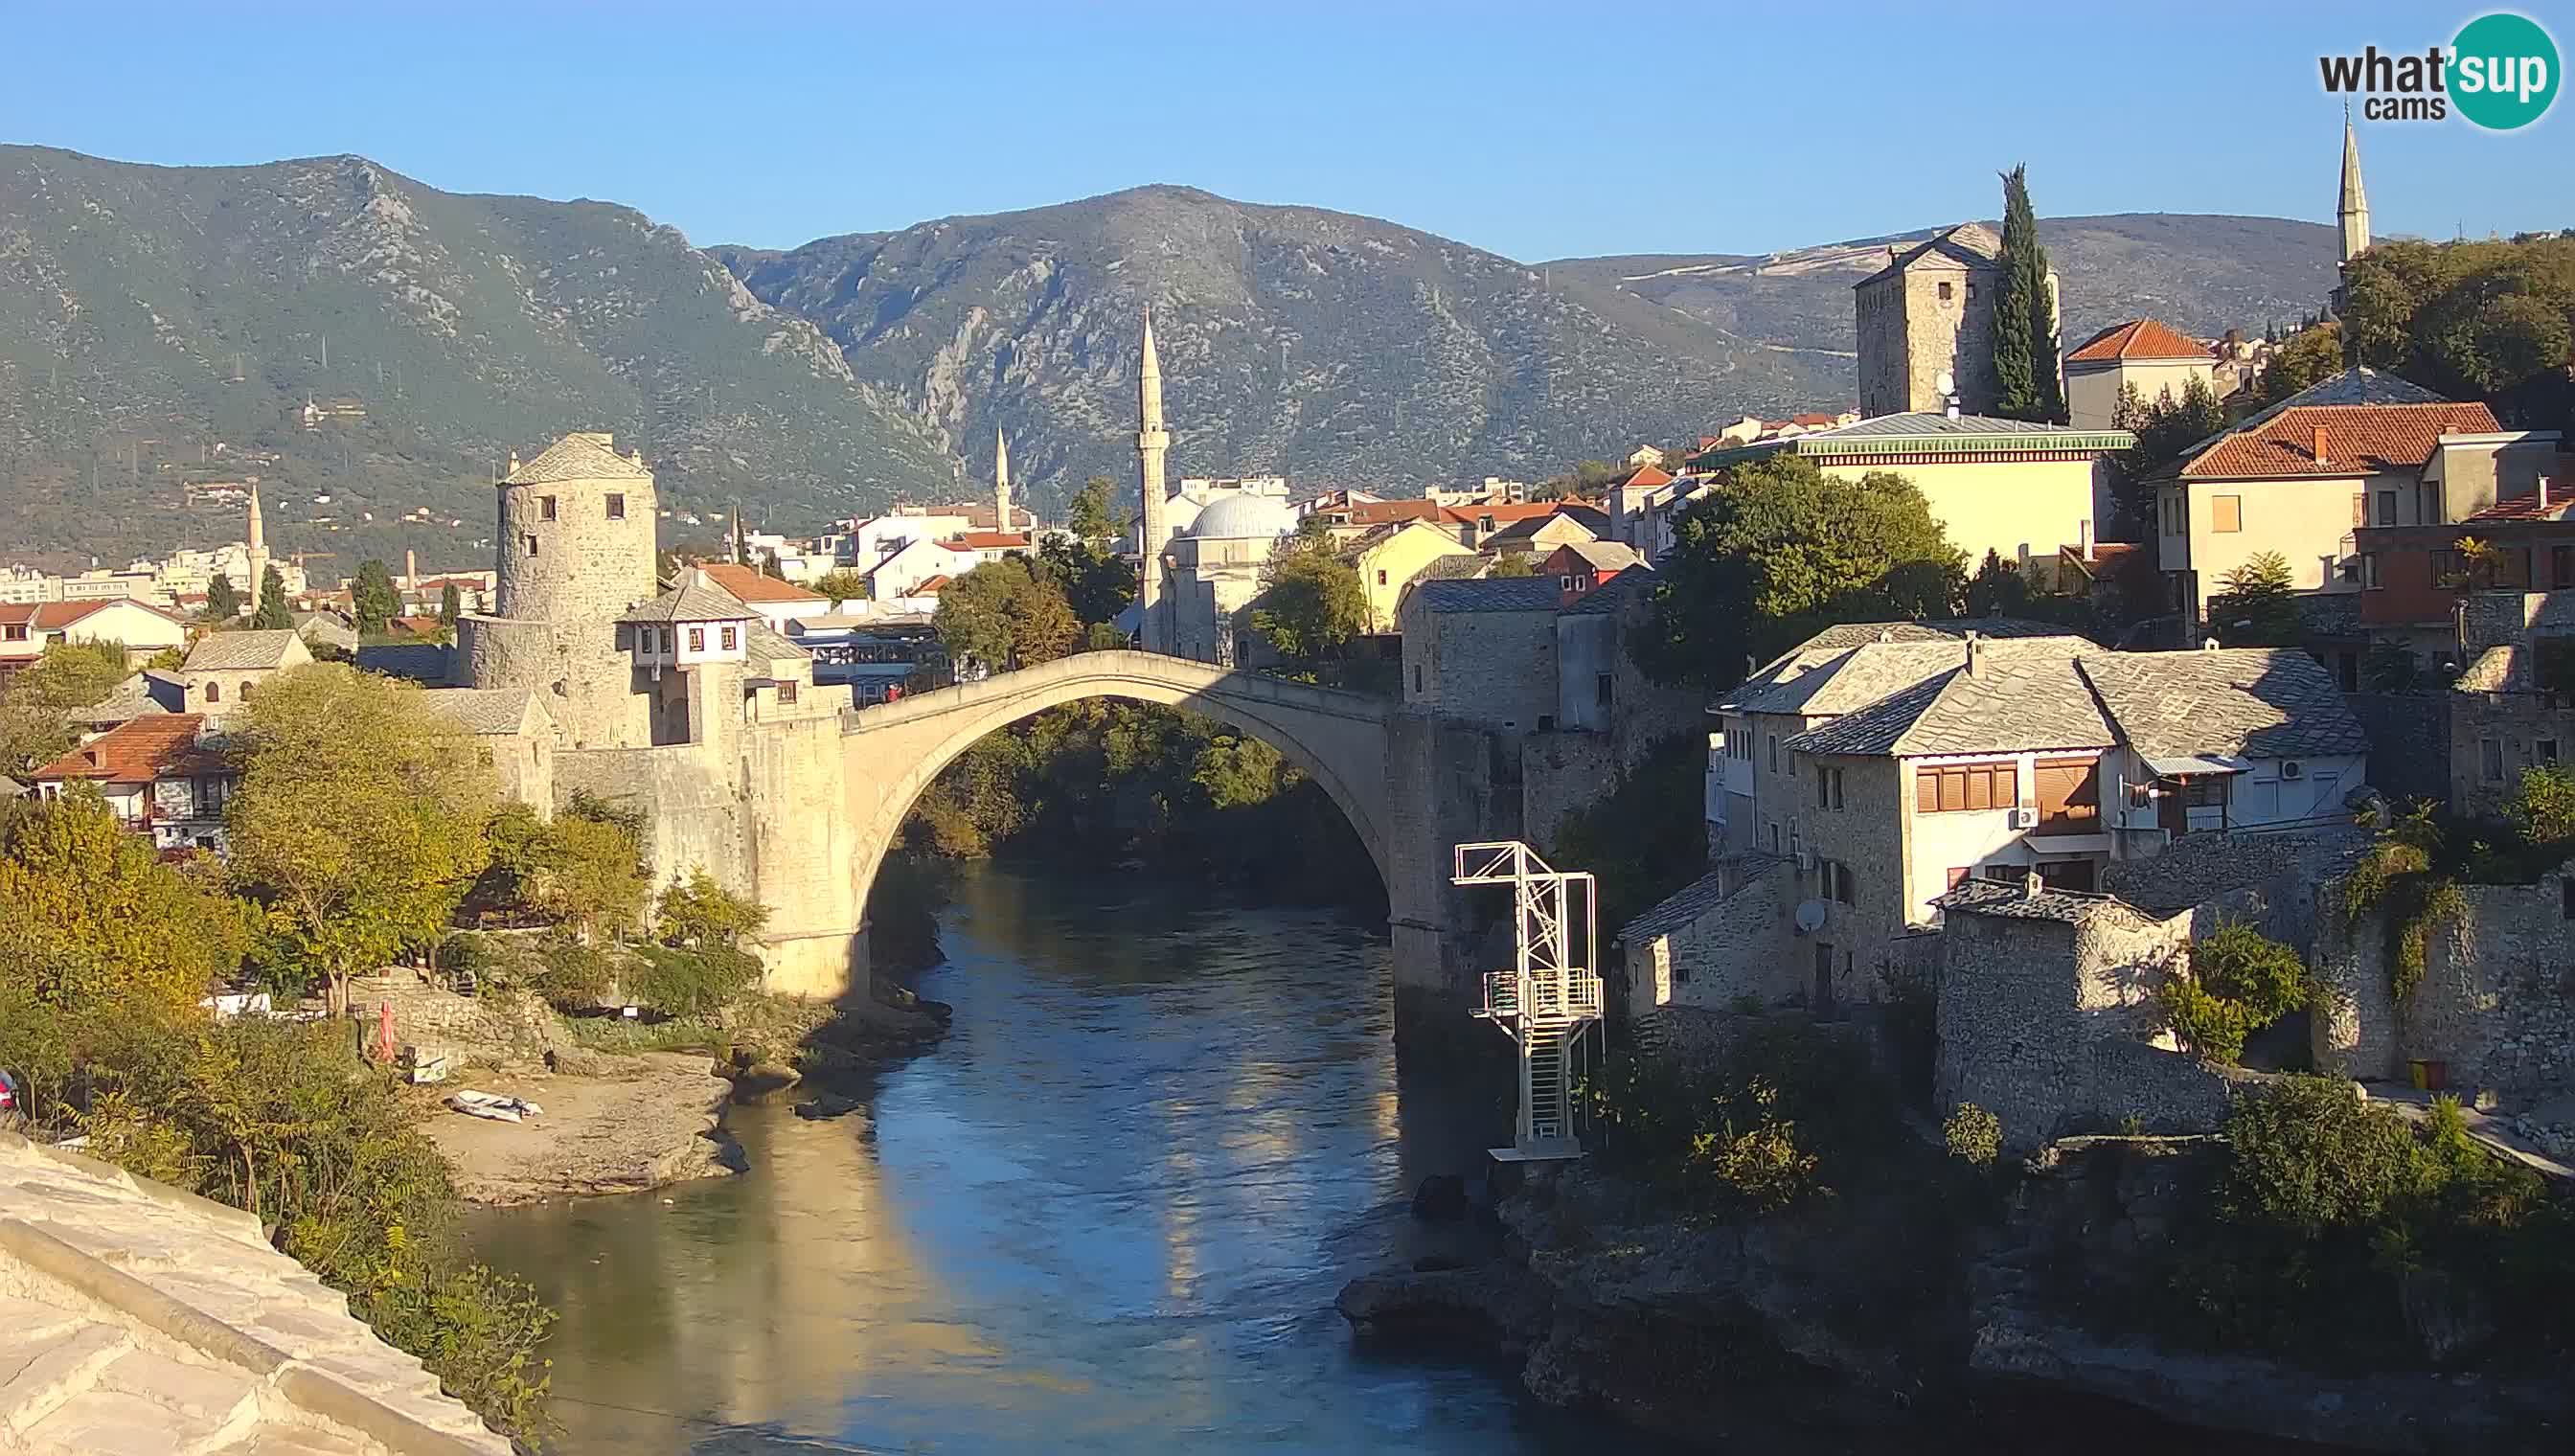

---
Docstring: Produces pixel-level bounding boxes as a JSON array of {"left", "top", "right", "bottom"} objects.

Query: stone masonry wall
[
  {"left": 1384, "top": 710, "right": 1522, "bottom": 1064},
  {"left": 2450, "top": 690, "right": 2575, "bottom": 823},
  {"left": 1406, "top": 604, "right": 1557, "bottom": 733},
  {"left": 1521, "top": 728, "right": 1621, "bottom": 854},
  {"left": 2346, "top": 691, "right": 2449, "bottom": 809},
  {"left": 2314, "top": 872, "right": 2575, "bottom": 1095}
]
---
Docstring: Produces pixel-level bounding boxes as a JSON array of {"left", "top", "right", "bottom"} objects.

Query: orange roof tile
[
  {"left": 697, "top": 561, "right": 828, "bottom": 603},
  {"left": 948, "top": 532, "right": 1032, "bottom": 551},
  {"left": 2066, "top": 318, "right": 2214, "bottom": 364},
  {"left": 32, "top": 714, "right": 224, "bottom": 784},
  {"left": 1335, "top": 500, "right": 1447, "bottom": 525},
  {"left": 2181, "top": 403, "right": 2503, "bottom": 480},
  {"left": 1438, "top": 502, "right": 1566, "bottom": 525},
  {"left": 914, "top": 575, "right": 951, "bottom": 594},
  {"left": 1621, "top": 464, "right": 1675, "bottom": 490}
]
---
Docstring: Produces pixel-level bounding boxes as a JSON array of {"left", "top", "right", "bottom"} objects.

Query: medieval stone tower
[
  {"left": 455, "top": 431, "right": 659, "bottom": 748},
  {"left": 1854, "top": 223, "right": 2008, "bottom": 417}
]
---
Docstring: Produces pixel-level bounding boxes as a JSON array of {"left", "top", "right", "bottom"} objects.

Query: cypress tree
[
  {"left": 1993, "top": 165, "right": 2063, "bottom": 422},
  {"left": 205, "top": 572, "right": 240, "bottom": 621},
  {"left": 251, "top": 565, "right": 292, "bottom": 629}
]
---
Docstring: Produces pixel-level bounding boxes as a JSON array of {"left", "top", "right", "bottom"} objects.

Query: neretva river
[{"left": 467, "top": 864, "right": 2284, "bottom": 1455}]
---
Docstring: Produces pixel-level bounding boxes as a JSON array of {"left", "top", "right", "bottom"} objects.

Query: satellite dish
[
  {"left": 1792, "top": 900, "right": 1829, "bottom": 936},
  {"left": 1935, "top": 370, "right": 1957, "bottom": 398}
]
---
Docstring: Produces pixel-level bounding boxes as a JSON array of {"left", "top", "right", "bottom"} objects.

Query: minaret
[
  {"left": 1135, "top": 309, "right": 1171, "bottom": 650},
  {"left": 993, "top": 426, "right": 1013, "bottom": 535},
  {"left": 245, "top": 484, "right": 269, "bottom": 617},
  {"left": 2337, "top": 111, "right": 2371, "bottom": 270}
]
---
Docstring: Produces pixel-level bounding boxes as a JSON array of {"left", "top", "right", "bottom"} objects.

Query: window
[
  {"left": 779, "top": 680, "right": 800, "bottom": 705},
  {"left": 720, "top": 626, "right": 738, "bottom": 651},
  {"left": 2362, "top": 553, "right": 2381, "bottom": 589},
  {"left": 2540, "top": 739, "right": 2561, "bottom": 764},
  {"left": 2554, "top": 545, "right": 2573, "bottom": 587},
  {"left": 1767, "top": 737, "right": 1778, "bottom": 773},
  {"left": 2352, "top": 493, "right": 2367, "bottom": 528},
  {"left": 1413, "top": 665, "right": 1424, "bottom": 693},
  {"left": 1560, "top": 576, "right": 1577, "bottom": 591},
  {"left": 688, "top": 626, "right": 705, "bottom": 652},
  {"left": 204, "top": 681, "right": 220, "bottom": 703},
  {"left": 2033, "top": 758, "right": 2101, "bottom": 831},
  {"left": 1537, "top": 715, "right": 1556, "bottom": 731},
  {"left": 2211, "top": 495, "right": 2243, "bottom": 534},
  {"left": 1831, "top": 767, "right": 1844, "bottom": 808},
  {"left": 1, "top": 625, "right": 23, "bottom": 642},
  {"left": 1767, "top": 822, "right": 1781, "bottom": 853},
  {"left": 1834, "top": 863, "right": 1856, "bottom": 905},
  {"left": 2483, "top": 739, "right": 2506, "bottom": 782},
  {"left": 239, "top": 681, "right": 254, "bottom": 701},
  {"left": 1595, "top": 672, "right": 1613, "bottom": 708},
  {"left": 1938, "top": 281, "right": 1953, "bottom": 302},
  {"left": 2180, "top": 776, "right": 2229, "bottom": 808},
  {"left": 540, "top": 495, "right": 558, "bottom": 521},
  {"left": 1916, "top": 762, "right": 2017, "bottom": 814},
  {"left": 476, "top": 746, "right": 495, "bottom": 768},
  {"left": 1815, "top": 764, "right": 1831, "bottom": 808},
  {"left": 617, "top": 626, "right": 633, "bottom": 650},
  {"left": 525, "top": 534, "right": 540, "bottom": 557},
  {"left": 1376, "top": 569, "right": 1388, "bottom": 586},
  {"left": 2376, "top": 489, "right": 2397, "bottom": 526},
  {"left": 606, "top": 492, "right": 626, "bottom": 520}
]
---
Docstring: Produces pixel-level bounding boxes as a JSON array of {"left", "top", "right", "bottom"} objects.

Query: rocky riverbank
[{"left": 1338, "top": 1146, "right": 2570, "bottom": 1454}]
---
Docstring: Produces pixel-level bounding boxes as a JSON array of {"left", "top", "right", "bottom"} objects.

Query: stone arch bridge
[{"left": 754, "top": 651, "right": 1499, "bottom": 1056}]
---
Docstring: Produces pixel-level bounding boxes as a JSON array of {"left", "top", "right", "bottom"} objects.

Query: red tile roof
[
  {"left": 32, "top": 714, "right": 224, "bottom": 784},
  {"left": 697, "top": 561, "right": 827, "bottom": 603},
  {"left": 1621, "top": 464, "right": 1675, "bottom": 490},
  {"left": 2066, "top": 318, "right": 2215, "bottom": 364},
  {"left": 948, "top": 532, "right": 1032, "bottom": 551},
  {"left": 1438, "top": 502, "right": 1567, "bottom": 525},
  {"left": 1789, "top": 412, "right": 1843, "bottom": 427},
  {"left": 2181, "top": 403, "right": 2503, "bottom": 480},
  {"left": 2465, "top": 483, "right": 2575, "bottom": 523},
  {"left": 913, "top": 575, "right": 951, "bottom": 595}
]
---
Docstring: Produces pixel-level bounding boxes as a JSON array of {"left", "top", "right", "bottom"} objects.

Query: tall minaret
[
  {"left": 1135, "top": 309, "right": 1171, "bottom": 650},
  {"left": 244, "top": 484, "right": 269, "bottom": 617},
  {"left": 2337, "top": 111, "right": 2371, "bottom": 270},
  {"left": 993, "top": 426, "right": 1013, "bottom": 535}
]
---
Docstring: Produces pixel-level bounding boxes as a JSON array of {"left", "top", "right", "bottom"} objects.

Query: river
[{"left": 467, "top": 863, "right": 1660, "bottom": 1455}]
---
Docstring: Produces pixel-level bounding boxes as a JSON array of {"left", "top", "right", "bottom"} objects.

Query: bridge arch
[{"left": 835, "top": 651, "right": 1394, "bottom": 970}]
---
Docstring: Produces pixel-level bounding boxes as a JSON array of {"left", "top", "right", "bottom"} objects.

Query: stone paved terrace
[{"left": 0, "top": 1131, "right": 511, "bottom": 1456}]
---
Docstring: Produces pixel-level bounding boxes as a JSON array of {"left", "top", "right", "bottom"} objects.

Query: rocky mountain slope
[{"left": 0, "top": 145, "right": 2337, "bottom": 561}]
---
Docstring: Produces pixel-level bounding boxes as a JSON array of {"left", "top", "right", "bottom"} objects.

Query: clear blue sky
[{"left": 4, "top": 2, "right": 2566, "bottom": 261}]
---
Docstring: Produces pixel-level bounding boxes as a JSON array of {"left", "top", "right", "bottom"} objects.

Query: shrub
[
  {"left": 1581, "top": 1025, "right": 1891, "bottom": 1217},
  {"left": 2189, "top": 920, "right": 2309, "bottom": 1025},
  {"left": 2153, "top": 977, "right": 2257, "bottom": 1064},
  {"left": 626, "top": 944, "right": 763, "bottom": 1019},
  {"left": 533, "top": 937, "right": 616, "bottom": 1011},
  {"left": 1945, "top": 1103, "right": 2002, "bottom": 1168},
  {"left": 653, "top": 869, "right": 770, "bottom": 950}
]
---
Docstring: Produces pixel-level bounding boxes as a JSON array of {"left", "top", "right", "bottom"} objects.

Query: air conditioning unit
[
  {"left": 1793, "top": 848, "right": 1815, "bottom": 873},
  {"left": 2010, "top": 807, "right": 2039, "bottom": 830},
  {"left": 2281, "top": 761, "right": 2305, "bottom": 780}
]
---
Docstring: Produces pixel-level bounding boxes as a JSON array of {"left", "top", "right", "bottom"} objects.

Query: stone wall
[
  {"left": 2313, "top": 871, "right": 2575, "bottom": 1094},
  {"left": 1521, "top": 728, "right": 1620, "bottom": 854},
  {"left": 2449, "top": 688, "right": 2575, "bottom": 823},
  {"left": 1385, "top": 709, "right": 1523, "bottom": 1062},
  {"left": 1637, "top": 859, "right": 1795, "bottom": 1017},
  {"left": 556, "top": 742, "right": 747, "bottom": 910},
  {"left": 1403, "top": 601, "right": 1557, "bottom": 733},
  {"left": 1936, "top": 899, "right": 2242, "bottom": 1153},
  {"left": 2346, "top": 691, "right": 2448, "bottom": 809}
]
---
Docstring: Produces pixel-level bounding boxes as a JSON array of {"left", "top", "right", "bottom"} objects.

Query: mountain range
[{"left": 0, "top": 145, "right": 2338, "bottom": 564}]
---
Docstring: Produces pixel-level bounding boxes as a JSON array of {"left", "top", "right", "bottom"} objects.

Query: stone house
[
  {"left": 175, "top": 628, "right": 312, "bottom": 718},
  {"left": 30, "top": 713, "right": 236, "bottom": 853},
  {"left": 1544, "top": 538, "right": 1642, "bottom": 606},
  {"left": 2151, "top": 368, "right": 2555, "bottom": 626},
  {"left": 2062, "top": 317, "right": 2222, "bottom": 431},
  {"left": 1473, "top": 504, "right": 1608, "bottom": 560},
  {"left": 1399, "top": 577, "right": 1564, "bottom": 734},
  {"left": 1340, "top": 519, "right": 1475, "bottom": 634},
  {"left": 1687, "top": 412, "right": 2130, "bottom": 579},
  {"left": 1852, "top": 222, "right": 2041, "bottom": 419},
  {"left": 424, "top": 687, "right": 557, "bottom": 816}
]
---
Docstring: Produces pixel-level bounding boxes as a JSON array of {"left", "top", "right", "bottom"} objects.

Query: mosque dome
[{"left": 1184, "top": 493, "right": 1295, "bottom": 541}]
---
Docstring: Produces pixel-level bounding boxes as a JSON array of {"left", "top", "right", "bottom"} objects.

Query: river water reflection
[{"left": 468, "top": 864, "right": 1647, "bottom": 1454}]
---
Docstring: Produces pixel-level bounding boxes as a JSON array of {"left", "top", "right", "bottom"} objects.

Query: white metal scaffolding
[{"left": 1452, "top": 841, "right": 1602, "bottom": 1160}]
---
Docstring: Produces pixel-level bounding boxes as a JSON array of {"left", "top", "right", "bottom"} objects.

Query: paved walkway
[{"left": 0, "top": 1131, "right": 511, "bottom": 1455}]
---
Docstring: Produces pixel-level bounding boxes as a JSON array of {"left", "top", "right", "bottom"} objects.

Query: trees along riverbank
[{"left": 0, "top": 663, "right": 809, "bottom": 1448}]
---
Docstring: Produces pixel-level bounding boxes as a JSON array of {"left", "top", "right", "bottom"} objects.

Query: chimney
[
  {"left": 1964, "top": 629, "right": 1983, "bottom": 677},
  {"left": 2022, "top": 867, "right": 2044, "bottom": 900},
  {"left": 2078, "top": 517, "right": 2096, "bottom": 562},
  {"left": 2313, "top": 425, "right": 2330, "bottom": 466},
  {"left": 2541, "top": 476, "right": 2553, "bottom": 512}
]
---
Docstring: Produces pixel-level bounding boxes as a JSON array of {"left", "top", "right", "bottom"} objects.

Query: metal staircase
[{"left": 1455, "top": 841, "right": 1603, "bottom": 1160}]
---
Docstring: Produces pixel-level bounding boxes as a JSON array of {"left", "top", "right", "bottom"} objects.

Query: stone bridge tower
[{"left": 455, "top": 432, "right": 659, "bottom": 748}]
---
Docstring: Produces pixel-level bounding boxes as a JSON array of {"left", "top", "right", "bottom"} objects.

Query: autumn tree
[
  {"left": 0, "top": 792, "right": 251, "bottom": 1017},
  {"left": 351, "top": 559, "right": 399, "bottom": 636},
  {"left": 222, "top": 665, "right": 496, "bottom": 1013},
  {"left": 1486, "top": 553, "right": 1537, "bottom": 578},
  {"left": 934, "top": 557, "right": 1080, "bottom": 671},
  {"left": 251, "top": 564, "right": 292, "bottom": 629},
  {"left": 1038, "top": 486, "right": 1139, "bottom": 627},
  {"left": 1639, "top": 455, "right": 1968, "bottom": 689},
  {"left": 1247, "top": 533, "right": 1368, "bottom": 662},
  {"left": 0, "top": 641, "right": 133, "bottom": 776},
  {"left": 653, "top": 868, "right": 769, "bottom": 950}
]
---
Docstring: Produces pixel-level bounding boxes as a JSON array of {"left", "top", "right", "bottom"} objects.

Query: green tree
[
  {"left": 760, "top": 548, "right": 784, "bottom": 580},
  {"left": 934, "top": 557, "right": 1081, "bottom": 671},
  {"left": 1247, "top": 535, "right": 1368, "bottom": 662},
  {"left": 1639, "top": 455, "right": 1967, "bottom": 689},
  {"left": 2507, "top": 763, "right": 2575, "bottom": 848},
  {"left": 351, "top": 558, "right": 399, "bottom": 636},
  {"left": 1037, "top": 531, "right": 1138, "bottom": 628},
  {"left": 653, "top": 867, "right": 770, "bottom": 950},
  {"left": 1067, "top": 476, "right": 1124, "bottom": 543},
  {"left": 2339, "top": 234, "right": 2575, "bottom": 397},
  {"left": 205, "top": 572, "right": 241, "bottom": 621},
  {"left": 0, "top": 791, "right": 251, "bottom": 1017},
  {"left": 1993, "top": 165, "right": 2063, "bottom": 422},
  {"left": 438, "top": 580, "right": 462, "bottom": 626},
  {"left": 2359, "top": 638, "right": 2420, "bottom": 692},
  {"left": 0, "top": 640, "right": 132, "bottom": 776},
  {"left": 812, "top": 569, "right": 871, "bottom": 609},
  {"left": 2206, "top": 551, "right": 2300, "bottom": 646},
  {"left": 1486, "top": 553, "right": 1537, "bottom": 578},
  {"left": 2256, "top": 322, "right": 2347, "bottom": 405},
  {"left": 251, "top": 564, "right": 292, "bottom": 629},
  {"left": 480, "top": 803, "right": 649, "bottom": 943},
  {"left": 223, "top": 665, "right": 496, "bottom": 1013}
]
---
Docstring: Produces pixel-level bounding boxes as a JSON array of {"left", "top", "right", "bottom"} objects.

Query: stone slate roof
[
  {"left": 1724, "top": 633, "right": 2095, "bottom": 717},
  {"left": 744, "top": 620, "right": 809, "bottom": 665},
  {"left": 1410, "top": 577, "right": 1565, "bottom": 614},
  {"left": 422, "top": 687, "right": 542, "bottom": 737},
  {"left": 1618, "top": 855, "right": 1784, "bottom": 944},
  {"left": 620, "top": 576, "right": 758, "bottom": 625},
  {"left": 1554, "top": 539, "right": 1644, "bottom": 572},
  {"left": 180, "top": 628, "right": 304, "bottom": 672},
  {"left": 355, "top": 642, "right": 454, "bottom": 683},
  {"left": 2079, "top": 647, "right": 2368, "bottom": 762},
  {"left": 1789, "top": 653, "right": 2115, "bottom": 757},
  {"left": 1855, "top": 222, "right": 2001, "bottom": 287},
  {"left": 504, "top": 431, "right": 651, "bottom": 485},
  {"left": 1934, "top": 877, "right": 2159, "bottom": 927},
  {"left": 1563, "top": 565, "right": 1659, "bottom": 615},
  {"left": 2456, "top": 644, "right": 2525, "bottom": 693},
  {"left": 1416, "top": 553, "right": 1493, "bottom": 582},
  {"left": 71, "top": 671, "right": 183, "bottom": 730}
]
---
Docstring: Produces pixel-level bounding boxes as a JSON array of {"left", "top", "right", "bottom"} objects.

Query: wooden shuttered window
[
  {"left": 2033, "top": 758, "right": 2101, "bottom": 830},
  {"left": 1915, "top": 763, "right": 2017, "bottom": 814}
]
